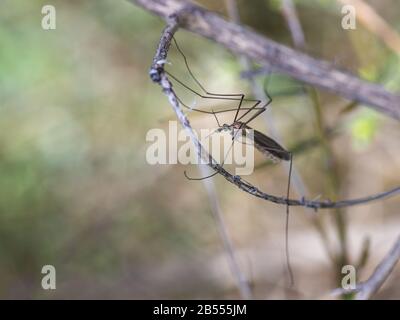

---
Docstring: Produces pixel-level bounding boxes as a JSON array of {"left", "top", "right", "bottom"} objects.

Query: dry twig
[
  {"left": 356, "top": 236, "right": 400, "bottom": 299},
  {"left": 331, "top": 236, "right": 400, "bottom": 299},
  {"left": 200, "top": 166, "right": 252, "bottom": 299},
  {"left": 281, "top": 0, "right": 306, "bottom": 49}
]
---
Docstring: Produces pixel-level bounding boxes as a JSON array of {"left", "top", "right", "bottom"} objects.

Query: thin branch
[
  {"left": 129, "top": 0, "right": 400, "bottom": 120},
  {"left": 356, "top": 236, "right": 400, "bottom": 299},
  {"left": 200, "top": 166, "right": 252, "bottom": 299},
  {"left": 148, "top": 15, "right": 400, "bottom": 211},
  {"left": 281, "top": 0, "right": 306, "bottom": 49},
  {"left": 331, "top": 236, "right": 400, "bottom": 299}
]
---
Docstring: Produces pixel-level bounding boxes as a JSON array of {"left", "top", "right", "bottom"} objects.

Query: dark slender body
[{"left": 219, "top": 121, "right": 291, "bottom": 162}]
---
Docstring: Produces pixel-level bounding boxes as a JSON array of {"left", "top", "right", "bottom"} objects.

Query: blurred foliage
[
  {"left": 0, "top": 0, "right": 399, "bottom": 299},
  {"left": 348, "top": 110, "right": 380, "bottom": 150},
  {"left": 264, "top": 73, "right": 306, "bottom": 97}
]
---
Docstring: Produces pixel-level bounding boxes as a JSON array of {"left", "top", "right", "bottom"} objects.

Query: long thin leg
[
  {"left": 233, "top": 93, "right": 259, "bottom": 123},
  {"left": 167, "top": 70, "right": 264, "bottom": 116},
  {"left": 171, "top": 37, "right": 251, "bottom": 116},
  {"left": 285, "top": 152, "right": 294, "bottom": 287},
  {"left": 237, "top": 89, "right": 272, "bottom": 125},
  {"left": 232, "top": 70, "right": 273, "bottom": 125},
  {"left": 171, "top": 37, "right": 264, "bottom": 119},
  {"left": 184, "top": 169, "right": 219, "bottom": 180},
  {"left": 172, "top": 36, "right": 277, "bottom": 125},
  {"left": 212, "top": 110, "right": 221, "bottom": 127},
  {"left": 173, "top": 85, "right": 256, "bottom": 116},
  {"left": 235, "top": 65, "right": 274, "bottom": 125},
  {"left": 167, "top": 70, "right": 249, "bottom": 101},
  {"left": 173, "top": 37, "right": 249, "bottom": 98},
  {"left": 240, "top": 100, "right": 269, "bottom": 126}
]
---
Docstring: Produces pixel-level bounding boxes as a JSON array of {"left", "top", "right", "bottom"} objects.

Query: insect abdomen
[{"left": 253, "top": 129, "right": 291, "bottom": 161}]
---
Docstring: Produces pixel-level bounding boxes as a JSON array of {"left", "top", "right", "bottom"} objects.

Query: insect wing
[{"left": 253, "top": 129, "right": 290, "bottom": 161}]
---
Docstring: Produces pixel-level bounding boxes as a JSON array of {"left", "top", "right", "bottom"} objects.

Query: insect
[
  {"left": 216, "top": 120, "right": 291, "bottom": 162},
  {"left": 166, "top": 36, "right": 295, "bottom": 286}
]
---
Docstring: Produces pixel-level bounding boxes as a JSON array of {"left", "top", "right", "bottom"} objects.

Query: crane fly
[{"left": 166, "top": 36, "right": 295, "bottom": 287}]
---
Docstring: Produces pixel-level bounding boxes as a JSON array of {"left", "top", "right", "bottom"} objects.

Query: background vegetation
[{"left": 1, "top": 0, "right": 399, "bottom": 298}]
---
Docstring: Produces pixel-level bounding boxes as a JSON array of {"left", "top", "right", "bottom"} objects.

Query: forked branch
[{"left": 149, "top": 15, "right": 400, "bottom": 210}]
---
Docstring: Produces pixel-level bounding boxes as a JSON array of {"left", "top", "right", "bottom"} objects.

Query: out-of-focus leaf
[
  {"left": 356, "top": 236, "right": 371, "bottom": 273},
  {"left": 358, "top": 65, "right": 379, "bottom": 82},
  {"left": 268, "top": 0, "right": 282, "bottom": 11},
  {"left": 339, "top": 101, "right": 359, "bottom": 115},
  {"left": 380, "top": 53, "right": 400, "bottom": 92},
  {"left": 263, "top": 73, "right": 306, "bottom": 97},
  {"left": 349, "top": 110, "right": 380, "bottom": 150}
]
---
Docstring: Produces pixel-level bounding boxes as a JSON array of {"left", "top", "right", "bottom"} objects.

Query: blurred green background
[{"left": 0, "top": 0, "right": 399, "bottom": 299}]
